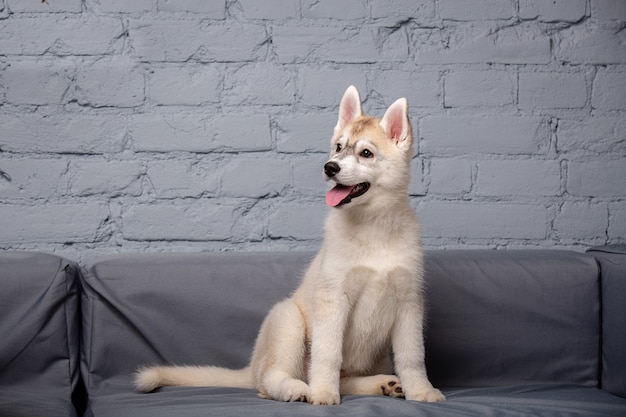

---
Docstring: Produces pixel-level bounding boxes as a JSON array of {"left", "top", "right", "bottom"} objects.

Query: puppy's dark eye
[
  {"left": 360, "top": 149, "right": 373, "bottom": 158},
  {"left": 335, "top": 143, "right": 342, "bottom": 153}
]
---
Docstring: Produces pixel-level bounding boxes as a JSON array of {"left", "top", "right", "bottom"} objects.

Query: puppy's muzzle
[{"left": 324, "top": 161, "right": 340, "bottom": 178}]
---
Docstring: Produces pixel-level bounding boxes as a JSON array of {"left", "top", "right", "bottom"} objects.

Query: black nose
[{"left": 324, "top": 161, "right": 340, "bottom": 178}]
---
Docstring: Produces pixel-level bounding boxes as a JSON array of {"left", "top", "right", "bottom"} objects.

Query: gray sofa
[{"left": 1, "top": 247, "right": 625, "bottom": 417}]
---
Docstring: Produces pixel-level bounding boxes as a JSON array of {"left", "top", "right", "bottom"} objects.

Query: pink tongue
[{"left": 326, "top": 184, "right": 353, "bottom": 207}]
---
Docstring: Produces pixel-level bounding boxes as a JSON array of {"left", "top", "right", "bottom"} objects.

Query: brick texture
[{"left": 1, "top": 1, "right": 624, "bottom": 261}]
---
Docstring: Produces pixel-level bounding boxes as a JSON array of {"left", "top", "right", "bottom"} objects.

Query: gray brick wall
[{"left": 1, "top": 0, "right": 625, "bottom": 262}]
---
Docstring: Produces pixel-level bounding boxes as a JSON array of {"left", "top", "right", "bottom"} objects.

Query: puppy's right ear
[{"left": 334, "top": 85, "right": 363, "bottom": 135}]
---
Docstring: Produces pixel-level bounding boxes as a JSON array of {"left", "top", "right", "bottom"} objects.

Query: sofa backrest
[
  {"left": 81, "top": 252, "right": 312, "bottom": 396},
  {"left": 423, "top": 250, "right": 600, "bottom": 389},
  {"left": 81, "top": 250, "right": 601, "bottom": 396},
  {"left": 0, "top": 252, "right": 82, "bottom": 417}
]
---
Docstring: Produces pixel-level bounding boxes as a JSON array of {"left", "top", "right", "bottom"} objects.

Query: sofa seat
[{"left": 83, "top": 384, "right": 626, "bottom": 417}]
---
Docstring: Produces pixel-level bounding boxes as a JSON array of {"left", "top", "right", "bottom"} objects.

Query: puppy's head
[{"left": 324, "top": 85, "right": 413, "bottom": 208}]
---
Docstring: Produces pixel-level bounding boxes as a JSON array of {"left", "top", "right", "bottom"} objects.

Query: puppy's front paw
[
  {"left": 280, "top": 380, "right": 311, "bottom": 402},
  {"left": 406, "top": 387, "right": 445, "bottom": 403},
  {"left": 309, "top": 390, "right": 340, "bottom": 406}
]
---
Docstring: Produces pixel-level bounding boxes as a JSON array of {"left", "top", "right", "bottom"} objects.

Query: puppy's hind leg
[
  {"left": 340, "top": 375, "right": 404, "bottom": 398},
  {"left": 253, "top": 300, "right": 311, "bottom": 402}
]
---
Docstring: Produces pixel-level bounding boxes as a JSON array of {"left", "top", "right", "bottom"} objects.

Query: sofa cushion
[
  {"left": 0, "top": 251, "right": 81, "bottom": 417},
  {"left": 587, "top": 245, "right": 626, "bottom": 398},
  {"left": 81, "top": 252, "right": 312, "bottom": 397},
  {"left": 424, "top": 250, "right": 600, "bottom": 389}
]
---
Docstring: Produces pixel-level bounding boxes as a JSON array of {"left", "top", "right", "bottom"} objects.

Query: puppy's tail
[{"left": 135, "top": 365, "right": 255, "bottom": 392}]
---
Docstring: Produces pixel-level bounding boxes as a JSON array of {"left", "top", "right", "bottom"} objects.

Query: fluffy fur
[{"left": 135, "top": 86, "right": 445, "bottom": 405}]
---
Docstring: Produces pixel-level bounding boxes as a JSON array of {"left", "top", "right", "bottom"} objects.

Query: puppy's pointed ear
[
  {"left": 380, "top": 97, "right": 412, "bottom": 152},
  {"left": 334, "top": 85, "right": 363, "bottom": 134}
]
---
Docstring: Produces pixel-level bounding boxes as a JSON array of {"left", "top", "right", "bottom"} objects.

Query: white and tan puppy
[{"left": 136, "top": 86, "right": 445, "bottom": 405}]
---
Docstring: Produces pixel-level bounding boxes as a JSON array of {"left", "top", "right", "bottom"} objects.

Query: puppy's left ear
[{"left": 380, "top": 97, "right": 412, "bottom": 152}]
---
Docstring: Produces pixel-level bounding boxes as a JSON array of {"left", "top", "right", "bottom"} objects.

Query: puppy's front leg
[
  {"left": 308, "top": 291, "right": 348, "bottom": 405},
  {"left": 392, "top": 295, "right": 445, "bottom": 403}
]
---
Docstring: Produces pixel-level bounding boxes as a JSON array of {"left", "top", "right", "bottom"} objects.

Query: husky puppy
[{"left": 136, "top": 86, "right": 444, "bottom": 405}]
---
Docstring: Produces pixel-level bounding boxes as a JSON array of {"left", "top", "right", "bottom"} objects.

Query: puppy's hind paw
[{"left": 381, "top": 377, "right": 404, "bottom": 398}]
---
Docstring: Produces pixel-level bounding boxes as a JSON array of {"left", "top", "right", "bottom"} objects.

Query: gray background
[{"left": 0, "top": 0, "right": 625, "bottom": 262}]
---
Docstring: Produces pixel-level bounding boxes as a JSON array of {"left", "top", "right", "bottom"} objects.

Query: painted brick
[
  {"left": 298, "top": 68, "right": 366, "bottom": 107},
  {"left": 149, "top": 64, "right": 221, "bottom": 105},
  {"left": 157, "top": 0, "right": 226, "bottom": 16},
  {"left": 519, "top": 72, "right": 588, "bottom": 109},
  {"left": 420, "top": 116, "right": 548, "bottom": 156},
  {"left": 556, "top": 26, "right": 626, "bottom": 64},
  {"left": 0, "top": 203, "right": 108, "bottom": 244},
  {"left": 371, "top": 70, "right": 441, "bottom": 108},
  {"left": 370, "top": 0, "right": 435, "bottom": 22},
  {"left": 520, "top": 0, "right": 587, "bottom": 23},
  {"left": 8, "top": 0, "right": 82, "bottom": 13},
  {"left": 0, "top": 158, "right": 68, "bottom": 199},
  {"left": 558, "top": 117, "right": 626, "bottom": 154},
  {"left": 75, "top": 56, "right": 145, "bottom": 108},
  {"left": 238, "top": 0, "right": 299, "bottom": 19},
  {"left": 223, "top": 63, "right": 295, "bottom": 105},
  {"left": 476, "top": 159, "right": 561, "bottom": 197},
  {"left": 206, "top": 114, "right": 272, "bottom": 152},
  {"left": 429, "top": 158, "right": 473, "bottom": 195},
  {"left": 146, "top": 160, "right": 218, "bottom": 198},
  {"left": 567, "top": 159, "right": 626, "bottom": 197},
  {"left": 301, "top": 0, "right": 367, "bottom": 20},
  {"left": 272, "top": 26, "right": 342, "bottom": 63},
  {"left": 131, "top": 113, "right": 271, "bottom": 153},
  {"left": 2, "top": 58, "right": 74, "bottom": 105},
  {"left": 70, "top": 160, "right": 143, "bottom": 196},
  {"left": 129, "top": 20, "right": 266, "bottom": 62},
  {"left": 418, "top": 201, "right": 548, "bottom": 239},
  {"left": 439, "top": 0, "right": 516, "bottom": 21},
  {"left": 97, "top": 0, "right": 155, "bottom": 13},
  {"left": 409, "top": 158, "right": 427, "bottom": 196},
  {"left": 268, "top": 202, "right": 327, "bottom": 240},
  {"left": 0, "top": 2, "right": 624, "bottom": 254},
  {"left": 272, "top": 25, "right": 408, "bottom": 64},
  {"left": 0, "top": 16, "right": 123, "bottom": 55},
  {"left": 591, "top": 0, "right": 626, "bottom": 21},
  {"left": 0, "top": 114, "right": 126, "bottom": 154},
  {"left": 553, "top": 201, "right": 608, "bottom": 241},
  {"left": 229, "top": 202, "right": 267, "bottom": 243},
  {"left": 221, "top": 158, "right": 290, "bottom": 198},
  {"left": 412, "top": 23, "right": 551, "bottom": 64},
  {"left": 444, "top": 70, "right": 515, "bottom": 107},
  {"left": 292, "top": 156, "right": 328, "bottom": 197},
  {"left": 608, "top": 202, "right": 626, "bottom": 240},
  {"left": 203, "top": 114, "right": 272, "bottom": 152},
  {"left": 123, "top": 202, "right": 237, "bottom": 241},
  {"left": 131, "top": 113, "right": 207, "bottom": 152},
  {"left": 592, "top": 71, "right": 626, "bottom": 110},
  {"left": 276, "top": 113, "right": 336, "bottom": 153}
]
